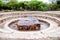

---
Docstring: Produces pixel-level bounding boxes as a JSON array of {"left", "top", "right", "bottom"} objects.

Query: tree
[
  {"left": 0, "top": 0, "right": 3, "bottom": 10},
  {"left": 6, "top": 0, "right": 18, "bottom": 10}
]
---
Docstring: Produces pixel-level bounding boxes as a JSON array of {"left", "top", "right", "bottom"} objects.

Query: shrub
[
  {"left": 6, "top": 0, "right": 18, "bottom": 10},
  {"left": 0, "top": 0, "right": 60, "bottom": 11},
  {"left": 0, "top": 0, "right": 4, "bottom": 10}
]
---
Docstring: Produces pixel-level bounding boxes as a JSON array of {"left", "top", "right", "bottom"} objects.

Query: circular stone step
[{"left": 0, "top": 11, "right": 60, "bottom": 40}]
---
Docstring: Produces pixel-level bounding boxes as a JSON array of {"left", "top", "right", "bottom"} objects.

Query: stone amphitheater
[{"left": 0, "top": 11, "right": 60, "bottom": 40}]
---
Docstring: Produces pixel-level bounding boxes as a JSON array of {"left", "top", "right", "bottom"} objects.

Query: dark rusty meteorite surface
[{"left": 9, "top": 18, "right": 40, "bottom": 31}]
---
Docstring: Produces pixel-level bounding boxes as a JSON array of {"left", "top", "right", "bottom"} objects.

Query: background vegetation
[{"left": 0, "top": 0, "right": 60, "bottom": 11}]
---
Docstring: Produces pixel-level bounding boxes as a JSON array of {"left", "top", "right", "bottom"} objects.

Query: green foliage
[
  {"left": 0, "top": 0, "right": 60, "bottom": 11},
  {"left": 6, "top": 0, "right": 18, "bottom": 10},
  {"left": 24, "top": 1, "right": 49, "bottom": 11},
  {"left": 0, "top": 0, "right": 4, "bottom": 10},
  {"left": 49, "top": 3, "right": 57, "bottom": 11}
]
